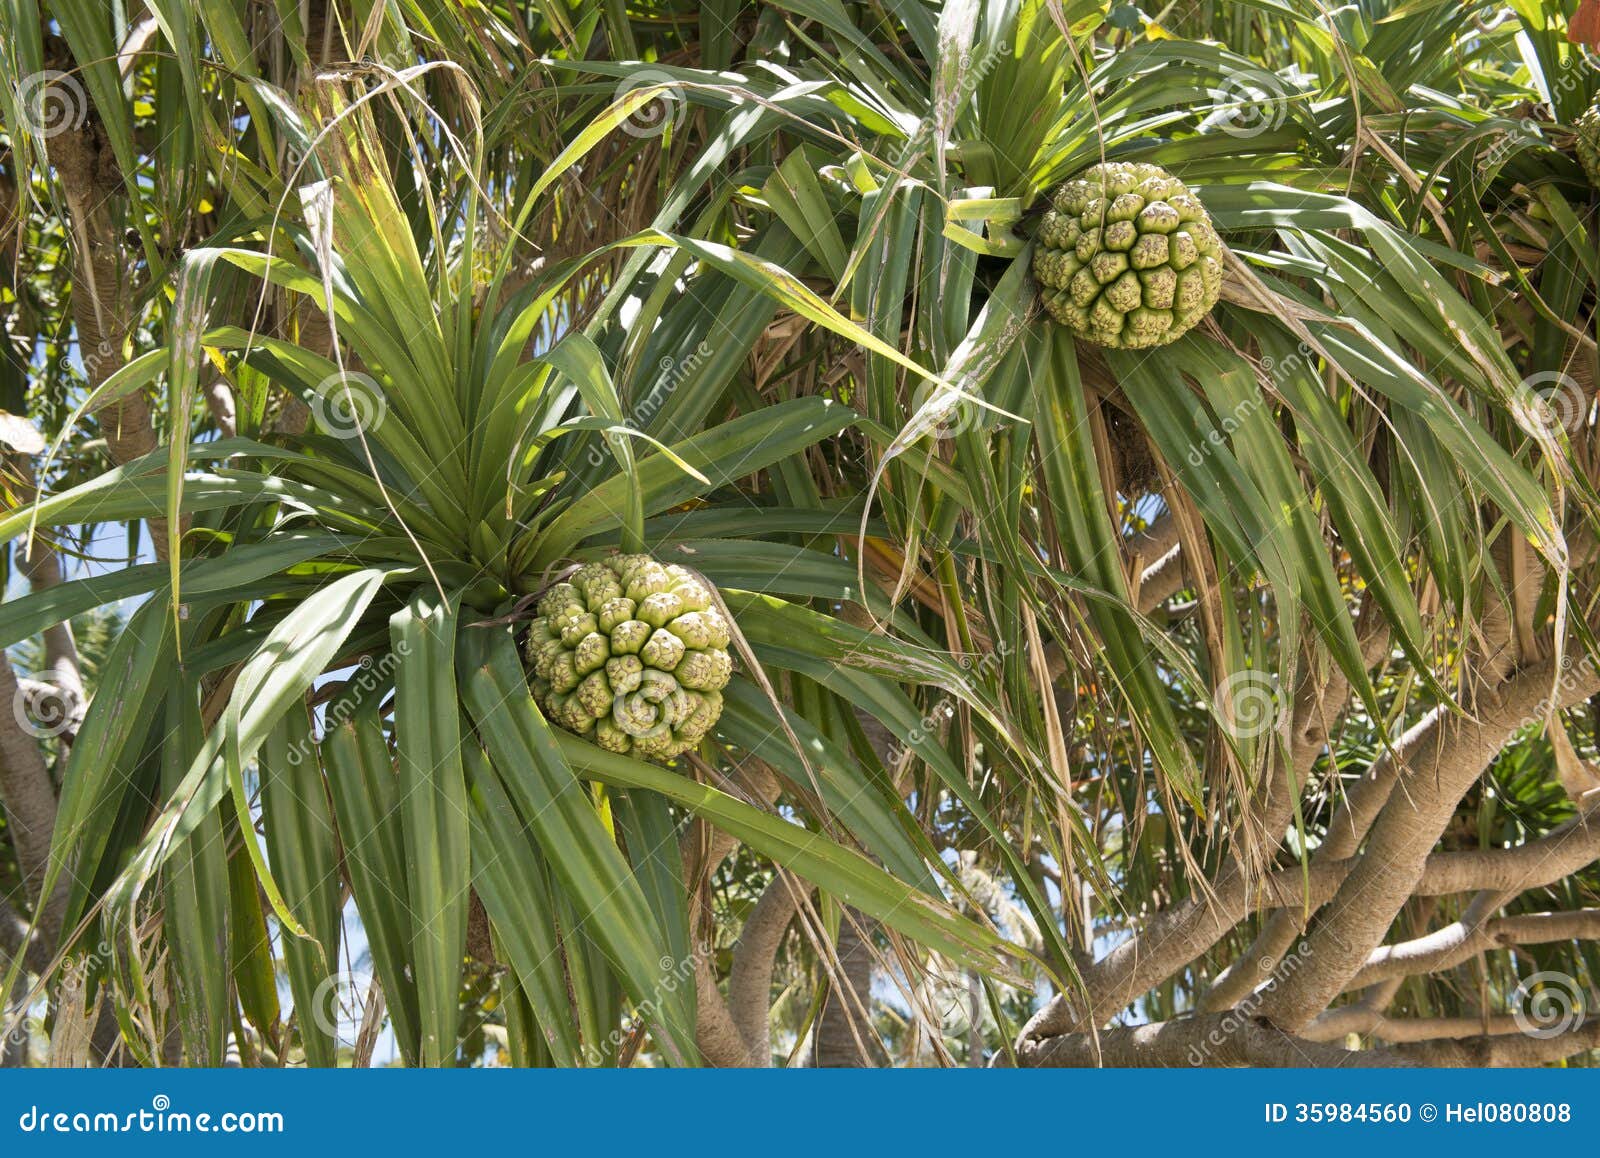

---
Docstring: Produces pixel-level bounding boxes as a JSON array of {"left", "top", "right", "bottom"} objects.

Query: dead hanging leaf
[{"left": 1572, "top": 0, "right": 1600, "bottom": 46}]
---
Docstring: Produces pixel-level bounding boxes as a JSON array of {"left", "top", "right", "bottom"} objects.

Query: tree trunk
[{"left": 814, "top": 908, "right": 879, "bottom": 1067}]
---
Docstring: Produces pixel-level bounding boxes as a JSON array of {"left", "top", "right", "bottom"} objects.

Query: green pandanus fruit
[
  {"left": 525, "top": 555, "right": 732, "bottom": 760},
  {"left": 1032, "top": 161, "right": 1223, "bottom": 349}
]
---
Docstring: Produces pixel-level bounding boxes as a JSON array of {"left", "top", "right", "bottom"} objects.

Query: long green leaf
[
  {"left": 391, "top": 590, "right": 472, "bottom": 1068},
  {"left": 456, "top": 623, "right": 699, "bottom": 1066}
]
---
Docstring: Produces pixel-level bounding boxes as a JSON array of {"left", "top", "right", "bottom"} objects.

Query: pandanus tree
[
  {"left": 2, "top": 69, "right": 1040, "bottom": 1064},
  {"left": 2, "top": 0, "right": 1600, "bottom": 1068}
]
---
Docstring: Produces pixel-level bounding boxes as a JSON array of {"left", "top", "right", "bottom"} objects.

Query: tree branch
[
  {"left": 1013, "top": 1013, "right": 1409, "bottom": 1068},
  {"left": 692, "top": 959, "right": 755, "bottom": 1067},
  {"left": 1345, "top": 907, "right": 1600, "bottom": 992},
  {"left": 1306, "top": 1015, "right": 1545, "bottom": 1043},
  {"left": 683, "top": 754, "right": 783, "bottom": 1067},
  {"left": 727, "top": 869, "right": 802, "bottom": 1064},
  {"left": 1023, "top": 640, "right": 1362, "bottom": 1042},
  {"left": 12, "top": 460, "right": 84, "bottom": 726},
  {"left": 1395, "top": 1020, "right": 1600, "bottom": 1066},
  {"left": 1255, "top": 658, "right": 1600, "bottom": 1031},
  {"left": 0, "top": 656, "right": 60, "bottom": 946}
]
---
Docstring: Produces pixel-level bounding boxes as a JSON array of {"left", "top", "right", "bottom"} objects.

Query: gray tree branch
[
  {"left": 1345, "top": 907, "right": 1600, "bottom": 992},
  {"left": 727, "top": 869, "right": 802, "bottom": 1064},
  {"left": 1013, "top": 1013, "right": 1409, "bottom": 1068},
  {"left": 1255, "top": 658, "right": 1600, "bottom": 1031}
]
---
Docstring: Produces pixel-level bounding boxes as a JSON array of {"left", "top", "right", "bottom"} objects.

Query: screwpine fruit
[
  {"left": 1032, "top": 161, "right": 1223, "bottom": 349},
  {"left": 1577, "top": 96, "right": 1600, "bottom": 188},
  {"left": 525, "top": 555, "right": 732, "bottom": 760}
]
